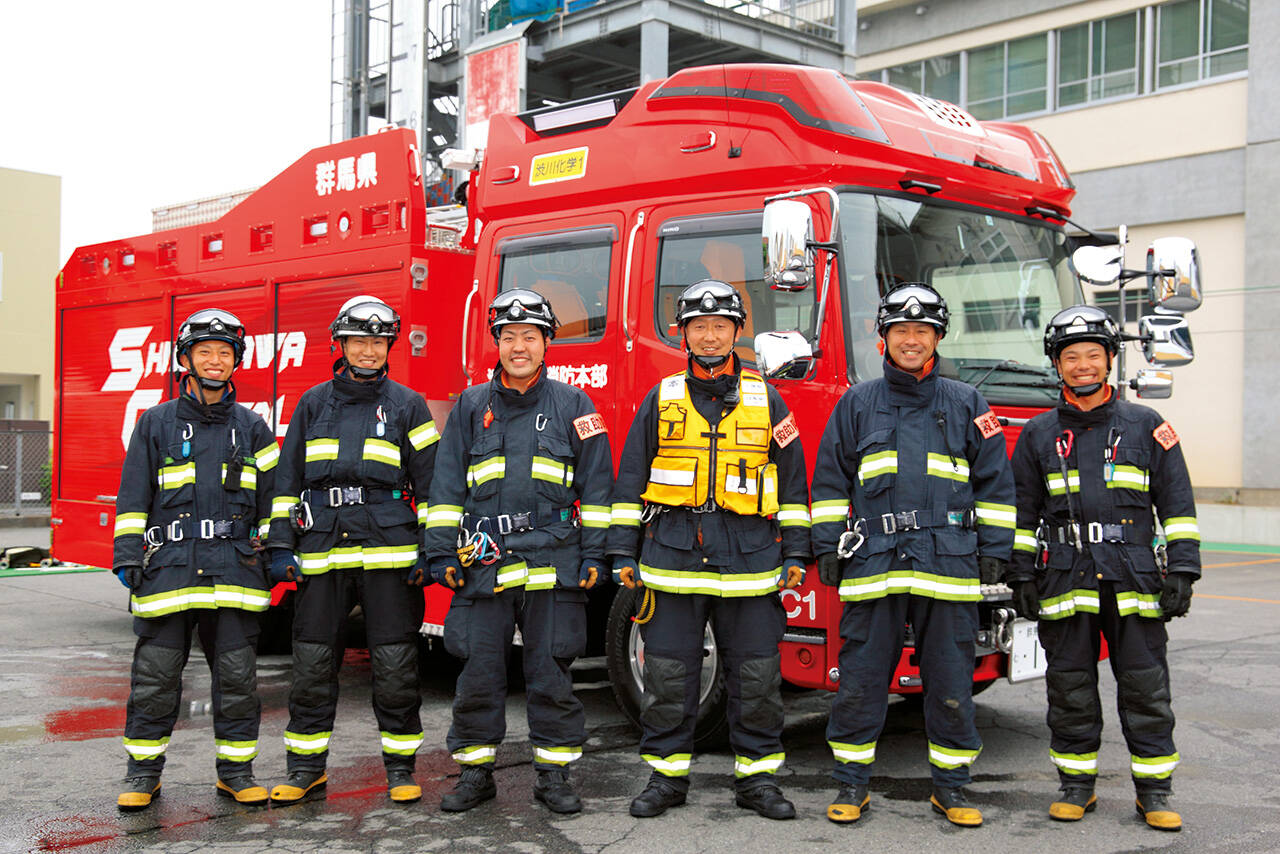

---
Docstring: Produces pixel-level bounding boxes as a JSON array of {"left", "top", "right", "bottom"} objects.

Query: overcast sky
[{"left": 1, "top": 1, "right": 333, "bottom": 264}]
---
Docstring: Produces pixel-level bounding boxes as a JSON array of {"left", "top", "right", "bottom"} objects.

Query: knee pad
[
  {"left": 640, "top": 655, "right": 687, "bottom": 731},
  {"left": 1117, "top": 666, "right": 1173, "bottom": 736},
  {"left": 372, "top": 642, "right": 418, "bottom": 711},
  {"left": 132, "top": 644, "right": 186, "bottom": 718},
  {"left": 291, "top": 642, "right": 335, "bottom": 708},
  {"left": 216, "top": 645, "right": 259, "bottom": 720},
  {"left": 738, "top": 654, "right": 783, "bottom": 732},
  {"left": 1046, "top": 669, "right": 1099, "bottom": 738}
]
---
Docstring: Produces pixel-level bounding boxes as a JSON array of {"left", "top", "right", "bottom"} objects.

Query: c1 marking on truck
[{"left": 529, "top": 147, "right": 589, "bottom": 186}]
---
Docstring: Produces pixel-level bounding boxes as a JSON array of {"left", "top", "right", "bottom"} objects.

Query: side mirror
[
  {"left": 1130, "top": 369, "right": 1173, "bottom": 399},
  {"left": 1071, "top": 243, "right": 1123, "bottom": 286},
  {"left": 1146, "top": 237, "right": 1203, "bottom": 312},
  {"left": 755, "top": 330, "right": 814, "bottom": 380},
  {"left": 1139, "top": 314, "right": 1194, "bottom": 367},
  {"left": 762, "top": 200, "right": 813, "bottom": 292}
]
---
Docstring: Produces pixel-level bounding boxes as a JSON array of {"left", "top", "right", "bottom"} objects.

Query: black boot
[
  {"left": 117, "top": 775, "right": 161, "bottom": 812},
  {"left": 440, "top": 766, "right": 497, "bottom": 812},
  {"left": 1049, "top": 785, "right": 1097, "bottom": 821},
  {"left": 269, "top": 769, "right": 327, "bottom": 805},
  {"left": 534, "top": 768, "right": 582, "bottom": 814},
  {"left": 216, "top": 771, "right": 268, "bottom": 806},
  {"left": 629, "top": 774, "right": 688, "bottom": 818},
  {"left": 1136, "top": 792, "right": 1182, "bottom": 831},
  {"left": 734, "top": 778, "right": 796, "bottom": 820},
  {"left": 931, "top": 786, "right": 982, "bottom": 827},
  {"left": 827, "top": 783, "right": 870, "bottom": 823},
  {"left": 387, "top": 768, "right": 422, "bottom": 804}
]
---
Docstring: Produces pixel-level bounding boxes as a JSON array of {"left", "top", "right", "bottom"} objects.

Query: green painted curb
[
  {"left": 0, "top": 565, "right": 105, "bottom": 579},
  {"left": 1202, "top": 542, "right": 1280, "bottom": 556}
]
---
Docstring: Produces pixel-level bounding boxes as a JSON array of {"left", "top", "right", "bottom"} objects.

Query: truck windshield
[{"left": 839, "top": 192, "right": 1080, "bottom": 406}]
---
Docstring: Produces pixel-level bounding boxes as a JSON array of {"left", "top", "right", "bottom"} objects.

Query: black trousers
[
  {"left": 637, "top": 591, "right": 786, "bottom": 787},
  {"left": 123, "top": 607, "right": 261, "bottom": 778},
  {"left": 1037, "top": 581, "right": 1178, "bottom": 793},
  {"left": 444, "top": 587, "right": 588, "bottom": 769},
  {"left": 827, "top": 594, "right": 981, "bottom": 788},
  {"left": 284, "top": 567, "right": 425, "bottom": 772}
]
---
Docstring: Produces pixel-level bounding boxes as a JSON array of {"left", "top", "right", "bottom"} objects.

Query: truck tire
[{"left": 605, "top": 586, "right": 729, "bottom": 749}]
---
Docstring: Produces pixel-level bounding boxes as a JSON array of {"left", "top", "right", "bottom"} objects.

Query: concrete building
[
  {"left": 0, "top": 167, "right": 59, "bottom": 423},
  {"left": 854, "top": 0, "right": 1271, "bottom": 501}
]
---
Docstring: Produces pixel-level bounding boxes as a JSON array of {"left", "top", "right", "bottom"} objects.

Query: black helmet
[
  {"left": 176, "top": 308, "right": 246, "bottom": 366},
  {"left": 1043, "top": 305, "right": 1120, "bottom": 359},
  {"left": 330, "top": 295, "right": 401, "bottom": 343},
  {"left": 675, "top": 280, "right": 747, "bottom": 328},
  {"left": 488, "top": 288, "right": 558, "bottom": 340},
  {"left": 876, "top": 283, "right": 949, "bottom": 338}
]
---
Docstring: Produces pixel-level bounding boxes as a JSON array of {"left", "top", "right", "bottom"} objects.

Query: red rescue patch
[
  {"left": 573, "top": 412, "right": 607, "bottom": 440},
  {"left": 1153, "top": 420, "right": 1180, "bottom": 450},
  {"left": 974, "top": 410, "right": 1003, "bottom": 439},
  {"left": 773, "top": 413, "right": 799, "bottom": 448}
]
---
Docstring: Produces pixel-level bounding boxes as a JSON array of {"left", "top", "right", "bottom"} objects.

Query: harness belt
[
  {"left": 461, "top": 506, "right": 578, "bottom": 536},
  {"left": 303, "top": 485, "right": 409, "bottom": 507},
  {"left": 1047, "top": 522, "right": 1135, "bottom": 545},
  {"left": 145, "top": 518, "right": 251, "bottom": 546},
  {"left": 837, "top": 508, "right": 974, "bottom": 557}
]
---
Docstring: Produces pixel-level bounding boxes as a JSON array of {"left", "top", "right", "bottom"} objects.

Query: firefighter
[
  {"left": 112, "top": 308, "right": 279, "bottom": 811},
  {"left": 810, "top": 283, "right": 1015, "bottom": 828},
  {"left": 608, "top": 280, "right": 811, "bottom": 821},
  {"left": 265, "top": 295, "right": 438, "bottom": 806},
  {"left": 1007, "top": 305, "right": 1198, "bottom": 831},
  {"left": 425, "top": 288, "right": 613, "bottom": 815}
]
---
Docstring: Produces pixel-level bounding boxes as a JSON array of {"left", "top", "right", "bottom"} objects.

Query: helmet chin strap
[
  {"left": 691, "top": 352, "right": 730, "bottom": 370},
  {"left": 346, "top": 362, "right": 385, "bottom": 379}
]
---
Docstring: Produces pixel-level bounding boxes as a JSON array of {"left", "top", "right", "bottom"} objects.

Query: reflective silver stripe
[
  {"left": 611, "top": 503, "right": 643, "bottom": 524},
  {"left": 648, "top": 465, "right": 696, "bottom": 487}
]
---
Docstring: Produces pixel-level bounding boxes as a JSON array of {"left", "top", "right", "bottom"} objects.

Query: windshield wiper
[{"left": 966, "top": 359, "right": 1052, "bottom": 391}]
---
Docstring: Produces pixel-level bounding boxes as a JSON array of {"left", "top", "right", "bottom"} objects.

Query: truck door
[{"left": 481, "top": 216, "right": 626, "bottom": 431}]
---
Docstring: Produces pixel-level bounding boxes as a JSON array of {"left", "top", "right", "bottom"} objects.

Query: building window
[
  {"left": 1059, "top": 11, "right": 1142, "bottom": 106},
  {"left": 1093, "top": 289, "right": 1152, "bottom": 325},
  {"left": 886, "top": 53, "right": 961, "bottom": 103},
  {"left": 1157, "top": 0, "right": 1249, "bottom": 88},
  {"left": 864, "top": 0, "right": 1247, "bottom": 119}
]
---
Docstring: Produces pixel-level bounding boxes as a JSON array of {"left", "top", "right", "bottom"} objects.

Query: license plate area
[{"left": 1006, "top": 618, "right": 1047, "bottom": 683}]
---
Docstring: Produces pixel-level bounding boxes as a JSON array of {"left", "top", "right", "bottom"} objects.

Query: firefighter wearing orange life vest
[{"left": 608, "top": 280, "right": 811, "bottom": 821}]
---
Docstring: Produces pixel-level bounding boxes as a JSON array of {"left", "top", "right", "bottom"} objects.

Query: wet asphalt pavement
[{"left": 2, "top": 548, "right": 1279, "bottom": 853}]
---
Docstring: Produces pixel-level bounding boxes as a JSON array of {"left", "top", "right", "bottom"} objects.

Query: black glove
[
  {"left": 978, "top": 556, "right": 1006, "bottom": 586},
  {"left": 1159, "top": 572, "right": 1195, "bottom": 620},
  {"left": 817, "top": 552, "right": 842, "bottom": 588},
  {"left": 1011, "top": 579, "right": 1040, "bottom": 621},
  {"left": 406, "top": 551, "right": 430, "bottom": 586},
  {"left": 114, "top": 564, "right": 143, "bottom": 589},
  {"left": 268, "top": 549, "right": 300, "bottom": 583}
]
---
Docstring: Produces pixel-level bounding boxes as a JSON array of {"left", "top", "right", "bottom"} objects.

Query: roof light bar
[{"left": 531, "top": 99, "right": 618, "bottom": 133}]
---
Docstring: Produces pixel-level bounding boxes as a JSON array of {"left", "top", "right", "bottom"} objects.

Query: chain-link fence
[{"left": 0, "top": 423, "right": 51, "bottom": 516}]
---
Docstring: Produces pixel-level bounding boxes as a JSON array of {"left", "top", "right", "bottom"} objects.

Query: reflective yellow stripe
[
  {"left": 1106, "top": 465, "right": 1148, "bottom": 490},
  {"left": 1050, "top": 750, "right": 1098, "bottom": 775},
  {"left": 1046, "top": 470, "right": 1080, "bottom": 495},
  {"left": 270, "top": 495, "right": 298, "bottom": 521},
  {"left": 157, "top": 461, "right": 196, "bottom": 488},
  {"left": 1132, "top": 753, "right": 1180, "bottom": 778},
  {"left": 453, "top": 745, "right": 497, "bottom": 765},
  {"left": 407, "top": 421, "right": 440, "bottom": 451},
  {"left": 810, "top": 499, "right": 851, "bottom": 524},
  {"left": 643, "top": 753, "right": 692, "bottom": 777},
  {"left": 1013, "top": 528, "right": 1038, "bottom": 553},
  {"left": 496, "top": 561, "right": 530, "bottom": 588},
  {"left": 838, "top": 570, "right": 981, "bottom": 603},
  {"left": 534, "top": 745, "right": 583, "bottom": 765},
  {"left": 425, "top": 504, "right": 463, "bottom": 528},
  {"left": 1162, "top": 516, "right": 1200, "bottom": 542},
  {"left": 858, "top": 451, "right": 897, "bottom": 484},
  {"left": 734, "top": 753, "right": 785, "bottom": 777},
  {"left": 381, "top": 731, "right": 425, "bottom": 755},
  {"left": 1038, "top": 589, "right": 1101, "bottom": 620},
  {"left": 1114, "top": 590, "right": 1162, "bottom": 618},
  {"left": 215, "top": 739, "right": 259, "bottom": 761},
  {"left": 929, "top": 742, "right": 981, "bottom": 769},
  {"left": 926, "top": 452, "right": 969, "bottom": 482},
  {"left": 639, "top": 564, "right": 781, "bottom": 597},
  {"left": 122, "top": 736, "right": 170, "bottom": 759},
  {"left": 254, "top": 443, "right": 280, "bottom": 472},
  {"left": 284, "top": 731, "right": 331, "bottom": 755},
  {"left": 776, "top": 504, "right": 811, "bottom": 528},
  {"left": 829, "top": 740, "right": 876, "bottom": 764},
  {"left": 223, "top": 463, "right": 257, "bottom": 490},
  {"left": 363, "top": 437, "right": 401, "bottom": 466},
  {"left": 114, "top": 512, "right": 148, "bottom": 537},
  {"left": 531, "top": 456, "right": 574, "bottom": 486},
  {"left": 974, "top": 501, "right": 1015, "bottom": 529},
  {"left": 467, "top": 457, "right": 506, "bottom": 487},
  {"left": 130, "top": 585, "right": 271, "bottom": 616},
  {"left": 305, "top": 438, "right": 340, "bottom": 462},
  {"left": 580, "top": 504, "right": 611, "bottom": 528},
  {"left": 524, "top": 565, "right": 557, "bottom": 590},
  {"left": 297, "top": 544, "right": 419, "bottom": 575},
  {"left": 611, "top": 502, "right": 643, "bottom": 526}
]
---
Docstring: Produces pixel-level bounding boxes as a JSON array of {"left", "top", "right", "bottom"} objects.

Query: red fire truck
[{"left": 54, "top": 63, "right": 1199, "bottom": 743}]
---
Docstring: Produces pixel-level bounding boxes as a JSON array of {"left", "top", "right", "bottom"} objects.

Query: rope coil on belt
[{"left": 631, "top": 587, "right": 656, "bottom": 625}]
